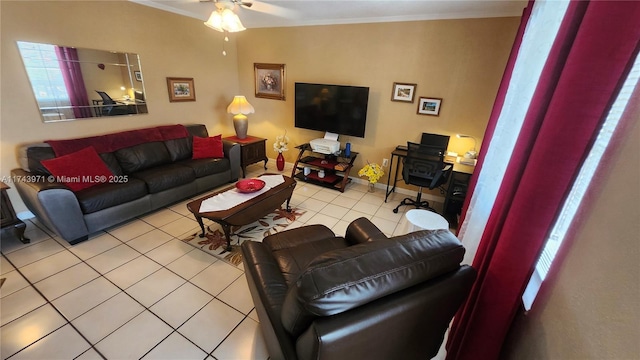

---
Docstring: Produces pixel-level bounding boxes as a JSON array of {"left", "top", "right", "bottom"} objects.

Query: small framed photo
[
  {"left": 166, "top": 77, "right": 196, "bottom": 102},
  {"left": 417, "top": 97, "right": 442, "bottom": 116},
  {"left": 391, "top": 82, "right": 417, "bottom": 103},
  {"left": 134, "top": 71, "right": 143, "bottom": 82},
  {"left": 254, "top": 63, "right": 285, "bottom": 100}
]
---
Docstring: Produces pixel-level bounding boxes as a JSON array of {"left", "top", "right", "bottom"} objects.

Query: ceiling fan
[
  {"left": 200, "top": 0, "right": 249, "bottom": 32},
  {"left": 199, "top": 0, "right": 297, "bottom": 23},
  {"left": 200, "top": 0, "right": 298, "bottom": 51},
  {"left": 199, "top": 0, "right": 253, "bottom": 10}
]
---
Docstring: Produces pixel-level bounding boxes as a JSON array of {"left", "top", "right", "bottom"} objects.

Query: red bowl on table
[{"left": 236, "top": 178, "right": 266, "bottom": 193}]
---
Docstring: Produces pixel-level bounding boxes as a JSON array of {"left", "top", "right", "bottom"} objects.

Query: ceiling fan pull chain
[{"left": 222, "top": 31, "right": 229, "bottom": 56}]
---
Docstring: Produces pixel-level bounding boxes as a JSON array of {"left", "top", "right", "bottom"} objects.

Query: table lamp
[
  {"left": 456, "top": 134, "right": 477, "bottom": 159},
  {"left": 227, "top": 96, "right": 254, "bottom": 139}
]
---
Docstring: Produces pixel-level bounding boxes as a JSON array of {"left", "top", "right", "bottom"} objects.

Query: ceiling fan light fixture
[
  {"left": 204, "top": 8, "right": 245, "bottom": 32},
  {"left": 204, "top": 10, "right": 224, "bottom": 32},
  {"left": 222, "top": 8, "right": 246, "bottom": 32}
]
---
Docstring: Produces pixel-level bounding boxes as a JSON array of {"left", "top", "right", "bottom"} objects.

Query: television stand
[{"left": 291, "top": 143, "right": 358, "bottom": 192}]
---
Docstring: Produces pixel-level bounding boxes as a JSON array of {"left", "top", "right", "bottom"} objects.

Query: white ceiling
[{"left": 131, "top": 0, "right": 527, "bottom": 29}]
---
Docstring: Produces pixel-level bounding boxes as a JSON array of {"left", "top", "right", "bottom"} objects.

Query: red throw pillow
[
  {"left": 42, "top": 146, "right": 113, "bottom": 192},
  {"left": 192, "top": 135, "right": 224, "bottom": 159}
]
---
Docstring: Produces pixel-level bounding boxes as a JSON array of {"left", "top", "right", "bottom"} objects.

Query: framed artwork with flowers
[{"left": 254, "top": 63, "right": 286, "bottom": 100}]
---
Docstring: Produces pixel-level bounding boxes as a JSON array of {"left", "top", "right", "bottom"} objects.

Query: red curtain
[
  {"left": 447, "top": 2, "right": 640, "bottom": 359},
  {"left": 56, "top": 46, "right": 92, "bottom": 118}
]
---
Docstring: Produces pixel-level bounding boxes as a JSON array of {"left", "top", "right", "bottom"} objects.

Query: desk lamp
[
  {"left": 227, "top": 96, "right": 254, "bottom": 139},
  {"left": 456, "top": 134, "right": 477, "bottom": 159}
]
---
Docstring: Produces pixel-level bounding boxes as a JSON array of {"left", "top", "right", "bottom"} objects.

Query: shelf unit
[{"left": 291, "top": 144, "right": 358, "bottom": 192}]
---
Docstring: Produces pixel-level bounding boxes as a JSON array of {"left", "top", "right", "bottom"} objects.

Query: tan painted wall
[
  {"left": 1, "top": 1, "right": 240, "bottom": 212},
  {"left": 501, "top": 84, "right": 640, "bottom": 358},
  {"left": 1, "top": 1, "right": 518, "bottom": 213},
  {"left": 235, "top": 18, "right": 520, "bottom": 192}
]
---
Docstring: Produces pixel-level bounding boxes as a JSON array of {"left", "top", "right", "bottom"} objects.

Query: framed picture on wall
[
  {"left": 417, "top": 97, "right": 442, "bottom": 116},
  {"left": 166, "top": 77, "right": 196, "bottom": 102},
  {"left": 391, "top": 82, "right": 417, "bottom": 103},
  {"left": 254, "top": 63, "right": 286, "bottom": 100}
]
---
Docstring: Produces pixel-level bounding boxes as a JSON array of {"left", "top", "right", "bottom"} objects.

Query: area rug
[{"left": 181, "top": 206, "right": 306, "bottom": 267}]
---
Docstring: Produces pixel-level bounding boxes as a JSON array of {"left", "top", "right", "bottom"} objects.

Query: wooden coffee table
[{"left": 187, "top": 175, "right": 296, "bottom": 251}]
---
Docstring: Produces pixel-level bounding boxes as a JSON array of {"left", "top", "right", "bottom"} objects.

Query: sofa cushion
[
  {"left": 280, "top": 229, "right": 466, "bottom": 337},
  {"left": 41, "top": 146, "right": 114, "bottom": 192},
  {"left": 131, "top": 164, "right": 195, "bottom": 194},
  {"left": 192, "top": 135, "right": 224, "bottom": 159},
  {"left": 115, "top": 142, "right": 171, "bottom": 174},
  {"left": 164, "top": 137, "right": 192, "bottom": 162},
  {"left": 99, "top": 153, "right": 124, "bottom": 176},
  {"left": 177, "top": 158, "right": 230, "bottom": 178},
  {"left": 185, "top": 124, "right": 209, "bottom": 138},
  {"left": 25, "top": 145, "right": 56, "bottom": 175},
  {"left": 75, "top": 178, "right": 148, "bottom": 214},
  {"left": 159, "top": 124, "right": 191, "bottom": 162}
]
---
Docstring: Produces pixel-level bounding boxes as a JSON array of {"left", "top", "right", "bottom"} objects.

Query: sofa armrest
[
  {"left": 345, "top": 217, "right": 388, "bottom": 245},
  {"left": 11, "top": 168, "right": 89, "bottom": 244},
  {"left": 223, "top": 140, "right": 241, "bottom": 181}
]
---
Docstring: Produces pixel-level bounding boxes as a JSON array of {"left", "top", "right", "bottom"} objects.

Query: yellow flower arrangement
[{"left": 358, "top": 162, "right": 384, "bottom": 184}]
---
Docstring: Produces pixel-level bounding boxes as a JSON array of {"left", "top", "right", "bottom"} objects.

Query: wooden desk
[{"left": 385, "top": 147, "right": 475, "bottom": 227}]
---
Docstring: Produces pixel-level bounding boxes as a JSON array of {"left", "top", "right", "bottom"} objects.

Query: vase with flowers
[
  {"left": 273, "top": 131, "right": 289, "bottom": 171},
  {"left": 262, "top": 73, "right": 277, "bottom": 91},
  {"left": 358, "top": 162, "right": 384, "bottom": 192}
]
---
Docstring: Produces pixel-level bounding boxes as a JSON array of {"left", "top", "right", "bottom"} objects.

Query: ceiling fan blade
[{"left": 239, "top": 1, "right": 299, "bottom": 18}]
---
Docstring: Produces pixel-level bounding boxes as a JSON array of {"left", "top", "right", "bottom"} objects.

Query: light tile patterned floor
[{"left": 0, "top": 163, "right": 446, "bottom": 359}]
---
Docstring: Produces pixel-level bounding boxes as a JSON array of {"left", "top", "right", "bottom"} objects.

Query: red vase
[{"left": 276, "top": 152, "right": 285, "bottom": 171}]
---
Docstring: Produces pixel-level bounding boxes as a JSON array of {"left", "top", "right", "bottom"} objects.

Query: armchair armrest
[
  {"left": 10, "top": 168, "right": 89, "bottom": 244},
  {"left": 345, "top": 217, "right": 388, "bottom": 245},
  {"left": 223, "top": 140, "right": 241, "bottom": 181}
]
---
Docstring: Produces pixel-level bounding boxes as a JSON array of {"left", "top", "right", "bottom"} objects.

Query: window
[
  {"left": 522, "top": 48, "right": 640, "bottom": 311},
  {"left": 17, "top": 41, "right": 70, "bottom": 108}
]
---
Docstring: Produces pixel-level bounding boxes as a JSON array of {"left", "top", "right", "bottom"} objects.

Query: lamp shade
[
  {"left": 227, "top": 96, "right": 254, "bottom": 115},
  {"left": 204, "top": 9, "right": 246, "bottom": 33}
]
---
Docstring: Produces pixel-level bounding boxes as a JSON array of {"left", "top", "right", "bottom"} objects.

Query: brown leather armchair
[{"left": 241, "top": 217, "right": 476, "bottom": 360}]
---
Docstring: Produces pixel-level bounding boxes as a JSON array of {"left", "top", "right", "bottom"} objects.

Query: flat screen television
[{"left": 294, "top": 82, "right": 369, "bottom": 138}]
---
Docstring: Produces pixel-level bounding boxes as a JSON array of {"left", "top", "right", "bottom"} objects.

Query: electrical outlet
[{"left": 382, "top": 158, "right": 389, "bottom": 167}]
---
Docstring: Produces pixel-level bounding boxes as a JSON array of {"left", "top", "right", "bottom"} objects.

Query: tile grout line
[
  {"left": 0, "top": 252, "right": 108, "bottom": 360},
  {"left": 2, "top": 172, "right": 421, "bottom": 359}
]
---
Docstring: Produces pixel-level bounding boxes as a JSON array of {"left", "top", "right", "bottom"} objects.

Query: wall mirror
[{"left": 17, "top": 41, "right": 148, "bottom": 123}]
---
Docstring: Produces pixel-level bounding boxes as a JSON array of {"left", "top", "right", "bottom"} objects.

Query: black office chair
[
  {"left": 95, "top": 90, "right": 129, "bottom": 116},
  {"left": 393, "top": 142, "right": 452, "bottom": 214}
]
